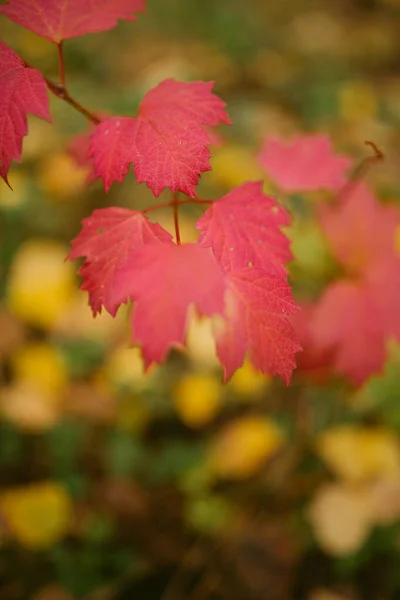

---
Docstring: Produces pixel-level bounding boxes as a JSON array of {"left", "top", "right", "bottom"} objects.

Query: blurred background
[{"left": 1, "top": 0, "right": 400, "bottom": 598}]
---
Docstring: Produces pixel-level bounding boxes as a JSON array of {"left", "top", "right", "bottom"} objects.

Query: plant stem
[
  {"left": 172, "top": 193, "right": 181, "bottom": 244},
  {"left": 57, "top": 42, "right": 66, "bottom": 87},
  {"left": 142, "top": 196, "right": 212, "bottom": 215},
  {"left": 44, "top": 78, "right": 101, "bottom": 124},
  {"left": 336, "top": 140, "right": 384, "bottom": 205},
  {"left": 22, "top": 54, "right": 100, "bottom": 125}
]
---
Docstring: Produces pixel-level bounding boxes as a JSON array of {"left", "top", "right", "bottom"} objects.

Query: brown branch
[{"left": 44, "top": 78, "right": 101, "bottom": 124}]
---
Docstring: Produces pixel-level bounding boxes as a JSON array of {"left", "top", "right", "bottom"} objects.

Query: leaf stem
[
  {"left": 57, "top": 42, "right": 66, "bottom": 87},
  {"left": 21, "top": 54, "right": 100, "bottom": 125},
  {"left": 44, "top": 78, "right": 101, "bottom": 124},
  {"left": 336, "top": 140, "right": 384, "bottom": 205},
  {"left": 172, "top": 192, "right": 181, "bottom": 245},
  {"left": 142, "top": 196, "right": 212, "bottom": 215}
]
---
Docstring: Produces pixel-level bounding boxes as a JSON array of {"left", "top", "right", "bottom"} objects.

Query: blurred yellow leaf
[
  {"left": 11, "top": 342, "right": 67, "bottom": 395},
  {"left": 308, "top": 483, "right": 372, "bottom": 555},
  {"left": 317, "top": 425, "right": 400, "bottom": 483},
  {"left": 228, "top": 359, "right": 270, "bottom": 398},
  {"left": 173, "top": 373, "right": 222, "bottom": 428},
  {"left": 0, "top": 482, "right": 72, "bottom": 548},
  {"left": 0, "top": 171, "right": 29, "bottom": 208},
  {"left": 7, "top": 240, "right": 75, "bottom": 329},
  {"left": 23, "top": 118, "right": 60, "bottom": 160},
  {"left": 105, "top": 346, "right": 154, "bottom": 391},
  {"left": 185, "top": 314, "right": 220, "bottom": 370},
  {"left": 38, "top": 153, "right": 89, "bottom": 199},
  {"left": 0, "top": 382, "right": 62, "bottom": 432},
  {"left": 208, "top": 144, "right": 264, "bottom": 189},
  {"left": 210, "top": 416, "right": 284, "bottom": 478}
]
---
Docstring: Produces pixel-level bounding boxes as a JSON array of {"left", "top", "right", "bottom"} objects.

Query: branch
[{"left": 45, "top": 78, "right": 101, "bottom": 124}]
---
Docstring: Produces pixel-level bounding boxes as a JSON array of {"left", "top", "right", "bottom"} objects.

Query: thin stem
[
  {"left": 142, "top": 200, "right": 176, "bottom": 214},
  {"left": 336, "top": 140, "right": 384, "bottom": 205},
  {"left": 172, "top": 193, "right": 181, "bottom": 245},
  {"left": 57, "top": 42, "right": 66, "bottom": 87},
  {"left": 21, "top": 55, "right": 100, "bottom": 125},
  {"left": 142, "top": 196, "right": 212, "bottom": 215},
  {"left": 45, "top": 78, "right": 101, "bottom": 124},
  {"left": 190, "top": 198, "right": 213, "bottom": 205}
]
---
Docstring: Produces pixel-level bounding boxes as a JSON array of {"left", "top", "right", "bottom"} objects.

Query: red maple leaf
[
  {"left": 68, "top": 207, "right": 173, "bottom": 315},
  {"left": 318, "top": 183, "right": 399, "bottom": 274},
  {"left": 88, "top": 79, "right": 231, "bottom": 196},
  {"left": 309, "top": 186, "right": 400, "bottom": 385},
  {"left": 0, "top": 0, "right": 146, "bottom": 44},
  {"left": 310, "top": 280, "right": 387, "bottom": 386},
  {"left": 0, "top": 41, "right": 51, "bottom": 184},
  {"left": 258, "top": 134, "right": 351, "bottom": 193},
  {"left": 196, "top": 181, "right": 292, "bottom": 278},
  {"left": 113, "top": 243, "right": 226, "bottom": 366},
  {"left": 215, "top": 269, "right": 301, "bottom": 384}
]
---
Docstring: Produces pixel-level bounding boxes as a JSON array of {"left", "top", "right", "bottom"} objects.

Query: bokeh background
[{"left": 1, "top": 0, "right": 400, "bottom": 598}]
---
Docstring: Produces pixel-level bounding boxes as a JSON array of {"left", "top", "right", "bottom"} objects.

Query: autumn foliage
[{"left": 1, "top": 0, "right": 399, "bottom": 389}]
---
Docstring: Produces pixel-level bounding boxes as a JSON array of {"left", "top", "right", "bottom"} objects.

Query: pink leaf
[
  {"left": 196, "top": 181, "right": 292, "bottom": 278},
  {"left": 0, "top": 41, "right": 51, "bottom": 184},
  {"left": 319, "top": 183, "right": 399, "bottom": 274},
  {"left": 88, "top": 79, "right": 231, "bottom": 196},
  {"left": 68, "top": 207, "right": 173, "bottom": 316},
  {"left": 310, "top": 280, "right": 386, "bottom": 386},
  {"left": 0, "top": 0, "right": 146, "bottom": 43},
  {"left": 258, "top": 134, "right": 351, "bottom": 193},
  {"left": 113, "top": 243, "right": 226, "bottom": 366},
  {"left": 216, "top": 268, "right": 301, "bottom": 385}
]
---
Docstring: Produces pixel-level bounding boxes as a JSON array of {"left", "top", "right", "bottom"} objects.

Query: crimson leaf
[
  {"left": 0, "top": 41, "right": 51, "bottom": 184},
  {"left": 88, "top": 79, "right": 231, "bottom": 196},
  {"left": 0, "top": 0, "right": 146, "bottom": 44},
  {"left": 196, "top": 181, "right": 292, "bottom": 278},
  {"left": 68, "top": 207, "right": 173, "bottom": 316}
]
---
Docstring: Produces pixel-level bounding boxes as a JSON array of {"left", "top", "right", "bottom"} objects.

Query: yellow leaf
[
  {"left": 185, "top": 314, "right": 220, "bottom": 370},
  {"left": 317, "top": 425, "right": 400, "bottom": 483},
  {"left": 210, "top": 416, "right": 284, "bottom": 478},
  {"left": 208, "top": 144, "right": 264, "bottom": 189},
  {"left": 308, "top": 483, "right": 372, "bottom": 555},
  {"left": 173, "top": 373, "right": 222, "bottom": 428},
  {"left": 38, "top": 153, "right": 89, "bottom": 199},
  {"left": 7, "top": 240, "right": 75, "bottom": 329},
  {"left": 0, "top": 482, "right": 72, "bottom": 548},
  {"left": 228, "top": 359, "right": 270, "bottom": 398},
  {"left": 11, "top": 342, "right": 67, "bottom": 395},
  {"left": 0, "top": 171, "right": 29, "bottom": 208},
  {"left": 105, "top": 346, "right": 154, "bottom": 391}
]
